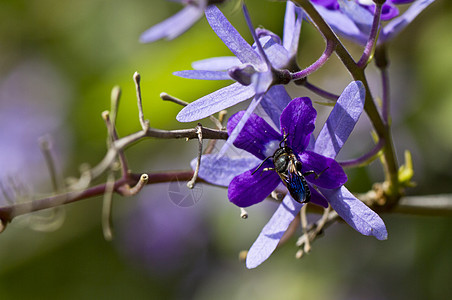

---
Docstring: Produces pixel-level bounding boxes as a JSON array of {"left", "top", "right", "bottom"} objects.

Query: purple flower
[
  {"left": 175, "top": 2, "right": 303, "bottom": 123},
  {"left": 140, "top": 0, "right": 227, "bottom": 43},
  {"left": 227, "top": 97, "right": 347, "bottom": 208},
  {"left": 311, "top": 0, "right": 436, "bottom": 45}
]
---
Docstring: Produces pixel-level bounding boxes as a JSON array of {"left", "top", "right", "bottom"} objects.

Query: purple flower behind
[
  {"left": 140, "top": 0, "right": 227, "bottom": 43},
  {"left": 118, "top": 185, "right": 209, "bottom": 276},
  {"left": 311, "top": 0, "right": 436, "bottom": 45},
  {"left": 175, "top": 2, "right": 303, "bottom": 123},
  {"left": 0, "top": 59, "right": 71, "bottom": 205}
]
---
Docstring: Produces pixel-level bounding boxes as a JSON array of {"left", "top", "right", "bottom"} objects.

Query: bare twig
[
  {"left": 110, "top": 86, "right": 121, "bottom": 128},
  {"left": 117, "top": 174, "right": 149, "bottom": 196},
  {"left": 39, "top": 136, "right": 61, "bottom": 192},
  {"left": 134, "top": 72, "right": 149, "bottom": 131},
  {"left": 160, "top": 92, "right": 189, "bottom": 106},
  {"left": 187, "top": 124, "right": 203, "bottom": 189},
  {"left": 0, "top": 170, "right": 199, "bottom": 224},
  {"left": 296, "top": 206, "right": 335, "bottom": 259},
  {"left": 102, "top": 171, "right": 116, "bottom": 241}
]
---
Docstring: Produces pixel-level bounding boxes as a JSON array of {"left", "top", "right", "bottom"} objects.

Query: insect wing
[{"left": 279, "top": 168, "right": 309, "bottom": 203}]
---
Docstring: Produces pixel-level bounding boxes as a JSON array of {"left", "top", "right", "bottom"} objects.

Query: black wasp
[{"left": 252, "top": 135, "right": 325, "bottom": 203}]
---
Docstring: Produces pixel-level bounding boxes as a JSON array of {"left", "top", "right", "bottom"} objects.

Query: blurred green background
[{"left": 1, "top": 0, "right": 452, "bottom": 299}]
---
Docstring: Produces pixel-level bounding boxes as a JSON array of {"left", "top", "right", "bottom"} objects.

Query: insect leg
[{"left": 303, "top": 167, "right": 329, "bottom": 179}]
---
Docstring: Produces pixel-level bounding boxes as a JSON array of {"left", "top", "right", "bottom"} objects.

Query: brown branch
[{"left": 0, "top": 170, "right": 199, "bottom": 224}]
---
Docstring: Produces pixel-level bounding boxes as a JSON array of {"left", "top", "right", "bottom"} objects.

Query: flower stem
[
  {"left": 291, "top": 40, "right": 335, "bottom": 80},
  {"left": 293, "top": 0, "right": 400, "bottom": 202},
  {"left": 357, "top": 1, "right": 383, "bottom": 68}
]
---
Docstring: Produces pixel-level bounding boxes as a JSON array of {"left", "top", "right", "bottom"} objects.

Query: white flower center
[
  {"left": 263, "top": 140, "right": 280, "bottom": 158},
  {"left": 356, "top": 0, "right": 374, "bottom": 5}
]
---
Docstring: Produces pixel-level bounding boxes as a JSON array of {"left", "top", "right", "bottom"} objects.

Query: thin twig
[
  {"left": 117, "top": 174, "right": 149, "bottom": 196},
  {"left": 187, "top": 124, "right": 203, "bottom": 189},
  {"left": 296, "top": 206, "right": 335, "bottom": 259},
  {"left": 39, "top": 136, "right": 61, "bottom": 192},
  {"left": 134, "top": 72, "right": 150, "bottom": 131},
  {"left": 0, "top": 170, "right": 199, "bottom": 224},
  {"left": 300, "top": 204, "right": 311, "bottom": 253},
  {"left": 102, "top": 105, "right": 129, "bottom": 177},
  {"left": 110, "top": 86, "right": 121, "bottom": 129},
  {"left": 102, "top": 171, "right": 116, "bottom": 241},
  {"left": 160, "top": 92, "right": 189, "bottom": 106}
]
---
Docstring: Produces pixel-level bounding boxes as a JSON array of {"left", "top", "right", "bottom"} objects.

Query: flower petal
[
  {"left": 173, "top": 70, "right": 231, "bottom": 80},
  {"left": 280, "top": 97, "right": 316, "bottom": 153},
  {"left": 251, "top": 69, "right": 274, "bottom": 95},
  {"left": 246, "top": 194, "right": 304, "bottom": 269},
  {"left": 192, "top": 56, "right": 240, "bottom": 71},
  {"left": 314, "top": 81, "right": 365, "bottom": 159},
  {"left": 140, "top": 5, "right": 203, "bottom": 43},
  {"left": 260, "top": 36, "right": 290, "bottom": 69},
  {"left": 309, "top": 186, "right": 329, "bottom": 208},
  {"left": 228, "top": 162, "right": 281, "bottom": 207},
  {"left": 260, "top": 85, "right": 292, "bottom": 128},
  {"left": 176, "top": 82, "right": 254, "bottom": 122},
  {"left": 313, "top": 4, "right": 366, "bottom": 44},
  {"left": 381, "top": 0, "right": 436, "bottom": 43},
  {"left": 283, "top": 1, "right": 303, "bottom": 58},
  {"left": 227, "top": 110, "right": 281, "bottom": 160},
  {"left": 299, "top": 151, "right": 347, "bottom": 189},
  {"left": 320, "top": 186, "right": 388, "bottom": 240},
  {"left": 205, "top": 5, "right": 263, "bottom": 66},
  {"left": 191, "top": 154, "right": 261, "bottom": 186},
  {"left": 338, "top": 0, "right": 373, "bottom": 29}
]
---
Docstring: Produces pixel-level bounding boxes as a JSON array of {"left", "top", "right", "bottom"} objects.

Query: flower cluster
[
  {"left": 311, "top": 0, "right": 435, "bottom": 44},
  {"left": 137, "top": 0, "right": 436, "bottom": 268}
]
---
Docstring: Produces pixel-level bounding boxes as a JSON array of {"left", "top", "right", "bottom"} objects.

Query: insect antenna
[{"left": 251, "top": 155, "right": 273, "bottom": 175}]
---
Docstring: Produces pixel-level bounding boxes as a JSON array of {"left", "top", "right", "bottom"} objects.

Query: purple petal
[
  {"left": 217, "top": 94, "right": 263, "bottom": 156},
  {"left": 320, "top": 186, "right": 388, "bottom": 240},
  {"left": 338, "top": 0, "right": 373, "bottom": 29},
  {"left": 251, "top": 69, "right": 274, "bottom": 95},
  {"left": 313, "top": 4, "right": 364, "bottom": 38},
  {"left": 192, "top": 56, "right": 240, "bottom": 71},
  {"left": 228, "top": 162, "right": 281, "bottom": 207},
  {"left": 381, "top": 0, "right": 435, "bottom": 43},
  {"left": 380, "top": 3, "right": 400, "bottom": 21},
  {"left": 260, "top": 36, "right": 290, "bottom": 69},
  {"left": 140, "top": 5, "right": 203, "bottom": 43},
  {"left": 280, "top": 97, "right": 316, "bottom": 153},
  {"left": 246, "top": 194, "right": 304, "bottom": 269},
  {"left": 176, "top": 83, "right": 254, "bottom": 122},
  {"left": 174, "top": 70, "right": 231, "bottom": 80},
  {"left": 391, "top": 0, "right": 416, "bottom": 4},
  {"left": 190, "top": 154, "right": 261, "bottom": 186},
  {"left": 227, "top": 110, "right": 281, "bottom": 160},
  {"left": 283, "top": 1, "right": 303, "bottom": 58},
  {"left": 310, "top": 186, "right": 329, "bottom": 208},
  {"left": 205, "top": 6, "right": 263, "bottom": 66},
  {"left": 228, "top": 64, "right": 257, "bottom": 86},
  {"left": 260, "top": 85, "right": 292, "bottom": 128},
  {"left": 299, "top": 151, "right": 347, "bottom": 189},
  {"left": 314, "top": 81, "right": 365, "bottom": 159}
]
